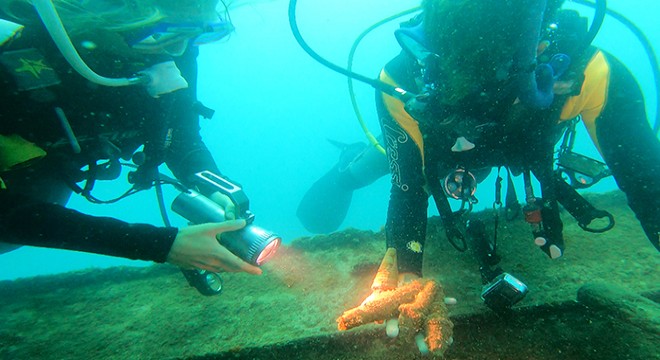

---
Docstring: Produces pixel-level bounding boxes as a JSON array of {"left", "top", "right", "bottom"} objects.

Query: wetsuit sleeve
[
  {"left": 588, "top": 51, "right": 660, "bottom": 249},
  {"left": 162, "top": 47, "right": 220, "bottom": 186},
  {"left": 0, "top": 191, "right": 178, "bottom": 262},
  {"left": 376, "top": 55, "right": 428, "bottom": 276}
]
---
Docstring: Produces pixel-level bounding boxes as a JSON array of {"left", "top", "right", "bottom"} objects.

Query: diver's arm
[
  {"left": 162, "top": 46, "right": 220, "bottom": 186},
  {"left": 377, "top": 97, "right": 428, "bottom": 277},
  {"left": 161, "top": 46, "right": 243, "bottom": 221},
  {"left": 377, "top": 54, "right": 431, "bottom": 276},
  {"left": 166, "top": 125, "right": 219, "bottom": 188},
  {"left": 591, "top": 52, "right": 660, "bottom": 249},
  {"left": 0, "top": 190, "right": 177, "bottom": 262}
]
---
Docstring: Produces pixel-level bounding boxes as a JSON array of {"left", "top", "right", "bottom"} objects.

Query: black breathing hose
[
  {"left": 583, "top": 0, "right": 607, "bottom": 48},
  {"left": 573, "top": 0, "right": 659, "bottom": 135},
  {"left": 287, "top": 0, "right": 415, "bottom": 102}
]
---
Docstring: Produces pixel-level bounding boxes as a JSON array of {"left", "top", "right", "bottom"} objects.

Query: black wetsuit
[
  {"left": 377, "top": 49, "right": 660, "bottom": 276},
  {"left": 0, "top": 16, "right": 218, "bottom": 262}
]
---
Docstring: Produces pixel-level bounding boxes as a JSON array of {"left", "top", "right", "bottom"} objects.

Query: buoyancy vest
[{"left": 0, "top": 16, "right": 186, "bottom": 179}]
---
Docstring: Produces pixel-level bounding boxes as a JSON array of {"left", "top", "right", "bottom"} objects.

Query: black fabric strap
[
  {"left": 505, "top": 168, "right": 521, "bottom": 220},
  {"left": 426, "top": 166, "right": 467, "bottom": 252},
  {"left": 554, "top": 174, "right": 615, "bottom": 232}
]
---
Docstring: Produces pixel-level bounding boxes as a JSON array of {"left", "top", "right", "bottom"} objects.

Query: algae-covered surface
[{"left": 1, "top": 191, "right": 658, "bottom": 359}]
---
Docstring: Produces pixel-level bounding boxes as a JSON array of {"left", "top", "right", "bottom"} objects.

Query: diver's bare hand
[
  {"left": 167, "top": 220, "right": 262, "bottom": 275},
  {"left": 208, "top": 191, "right": 237, "bottom": 220},
  {"left": 385, "top": 273, "right": 456, "bottom": 355}
]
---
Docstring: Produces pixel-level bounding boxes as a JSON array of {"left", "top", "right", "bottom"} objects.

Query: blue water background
[{"left": 1, "top": 0, "right": 657, "bottom": 280}]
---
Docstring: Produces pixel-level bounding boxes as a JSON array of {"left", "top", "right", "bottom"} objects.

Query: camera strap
[
  {"left": 553, "top": 174, "right": 615, "bottom": 232},
  {"left": 492, "top": 168, "right": 504, "bottom": 254},
  {"left": 426, "top": 165, "right": 468, "bottom": 252},
  {"left": 501, "top": 167, "right": 522, "bottom": 221}
]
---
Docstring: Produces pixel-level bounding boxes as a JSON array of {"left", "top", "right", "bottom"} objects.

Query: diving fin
[
  {"left": 296, "top": 165, "right": 355, "bottom": 233},
  {"left": 296, "top": 141, "right": 368, "bottom": 234},
  {"left": 297, "top": 138, "right": 393, "bottom": 234}
]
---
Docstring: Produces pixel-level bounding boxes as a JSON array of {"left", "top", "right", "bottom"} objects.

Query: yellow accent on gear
[
  {"left": 379, "top": 69, "right": 426, "bottom": 165},
  {"left": 406, "top": 241, "right": 423, "bottom": 253},
  {"left": 15, "top": 57, "right": 54, "bottom": 79},
  {"left": 0, "top": 134, "right": 47, "bottom": 172},
  {"left": 559, "top": 50, "right": 611, "bottom": 153}
]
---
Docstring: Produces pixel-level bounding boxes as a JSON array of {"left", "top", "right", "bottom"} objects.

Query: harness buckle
[{"left": 557, "top": 150, "right": 611, "bottom": 188}]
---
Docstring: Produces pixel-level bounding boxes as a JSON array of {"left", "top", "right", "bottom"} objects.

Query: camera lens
[{"left": 204, "top": 272, "right": 223, "bottom": 293}]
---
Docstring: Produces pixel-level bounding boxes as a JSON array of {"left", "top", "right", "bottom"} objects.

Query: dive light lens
[
  {"left": 256, "top": 237, "right": 281, "bottom": 265},
  {"left": 220, "top": 225, "right": 281, "bottom": 266}
]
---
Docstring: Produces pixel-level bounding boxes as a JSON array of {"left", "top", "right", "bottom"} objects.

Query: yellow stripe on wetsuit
[
  {"left": 559, "top": 50, "right": 611, "bottom": 152},
  {"left": 379, "top": 69, "right": 426, "bottom": 164}
]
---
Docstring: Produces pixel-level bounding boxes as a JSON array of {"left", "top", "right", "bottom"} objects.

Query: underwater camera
[
  {"left": 172, "top": 171, "right": 281, "bottom": 296},
  {"left": 467, "top": 219, "right": 529, "bottom": 310},
  {"left": 481, "top": 273, "right": 529, "bottom": 311}
]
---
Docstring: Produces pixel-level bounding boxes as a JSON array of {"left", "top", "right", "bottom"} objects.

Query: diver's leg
[
  {"left": 347, "top": 141, "right": 390, "bottom": 188},
  {"left": 297, "top": 139, "right": 389, "bottom": 233},
  {"left": 597, "top": 111, "right": 660, "bottom": 251},
  {"left": 592, "top": 53, "right": 660, "bottom": 250}
]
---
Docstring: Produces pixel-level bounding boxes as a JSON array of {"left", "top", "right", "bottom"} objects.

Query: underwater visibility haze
[{"left": 0, "top": 0, "right": 659, "bottom": 359}]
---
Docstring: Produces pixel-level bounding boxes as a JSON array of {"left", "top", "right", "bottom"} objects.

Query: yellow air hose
[{"left": 347, "top": 7, "right": 421, "bottom": 155}]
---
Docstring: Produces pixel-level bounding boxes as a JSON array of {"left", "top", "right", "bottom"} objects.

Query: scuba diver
[
  {"left": 0, "top": 0, "right": 265, "bottom": 277},
  {"left": 297, "top": 0, "right": 660, "bottom": 253},
  {"left": 291, "top": 0, "right": 659, "bottom": 354}
]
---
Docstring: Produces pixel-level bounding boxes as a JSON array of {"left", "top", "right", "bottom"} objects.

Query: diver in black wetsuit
[
  {"left": 290, "top": 0, "right": 658, "bottom": 354},
  {"left": 0, "top": 0, "right": 263, "bottom": 276},
  {"left": 298, "top": 2, "right": 660, "bottom": 257}
]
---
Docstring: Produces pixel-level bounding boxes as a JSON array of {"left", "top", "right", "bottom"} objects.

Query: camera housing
[{"left": 480, "top": 272, "right": 529, "bottom": 310}]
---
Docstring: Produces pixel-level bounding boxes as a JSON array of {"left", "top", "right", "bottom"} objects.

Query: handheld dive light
[{"left": 172, "top": 171, "right": 281, "bottom": 296}]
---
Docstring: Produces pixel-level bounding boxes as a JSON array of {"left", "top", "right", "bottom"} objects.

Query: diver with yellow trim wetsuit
[
  {"left": 0, "top": 0, "right": 263, "bottom": 277},
  {"left": 291, "top": 0, "right": 658, "bottom": 354},
  {"left": 298, "top": 1, "right": 660, "bottom": 257}
]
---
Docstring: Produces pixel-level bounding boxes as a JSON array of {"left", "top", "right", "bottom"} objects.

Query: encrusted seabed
[{"left": 1, "top": 191, "right": 658, "bottom": 359}]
